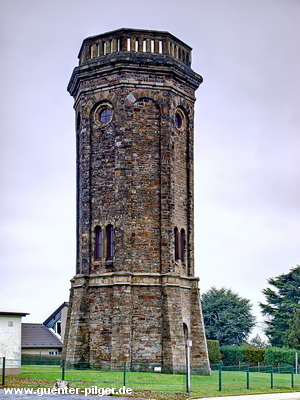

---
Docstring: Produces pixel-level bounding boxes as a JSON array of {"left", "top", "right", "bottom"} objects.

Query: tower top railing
[{"left": 78, "top": 28, "right": 192, "bottom": 67}]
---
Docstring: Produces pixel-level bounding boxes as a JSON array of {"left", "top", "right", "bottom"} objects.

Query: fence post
[
  {"left": 246, "top": 365, "right": 250, "bottom": 389},
  {"left": 270, "top": 366, "right": 274, "bottom": 389},
  {"left": 123, "top": 362, "right": 126, "bottom": 387},
  {"left": 218, "top": 365, "right": 222, "bottom": 391},
  {"left": 1, "top": 357, "right": 5, "bottom": 386},
  {"left": 291, "top": 367, "right": 294, "bottom": 389},
  {"left": 62, "top": 360, "right": 66, "bottom": 381}
]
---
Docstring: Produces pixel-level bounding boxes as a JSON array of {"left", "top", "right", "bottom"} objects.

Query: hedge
[
  {"left": 264, "top": 346, "right": 297, "bottom": 366},
  {"left": 220, "top": 345, "right": 245, "bottom": 365},
  {"left": 218, "top": 345, "right": 298, "bottom": 366},
  {"left": 244, "top": 347, "right": 264, "bottom": 363},
  {"left": 21, "top": 353, "right": 61, "bottom": 365},
  {"left": 207, "top": 340, "right": 222, "bottom": 364},
  {"left": 220, "top": 346, "right": 265, "bottom": 365}
]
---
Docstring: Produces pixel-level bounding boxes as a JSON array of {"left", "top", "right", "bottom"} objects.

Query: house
[
  {"left": 1, "top": 304, "right": 67, "bottom": 365},
  {"left": 43, "top": 302, "right": 68, "bottom": 341},
  {"left": 20, "top": 302, "right": 68, "bottom": 357},
  {"left": 0, "top": 311, "right": 29, "bottom": 374},
  {"left": 21, "top": 324, "right": 63, "bottom": 356}
]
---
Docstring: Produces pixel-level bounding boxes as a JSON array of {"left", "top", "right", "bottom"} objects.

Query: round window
[
  {"left": 99, "top": 108, "right": 112, "bottom": 124},
  {"left": 94, "top": 104, "right": 113, "bottom": 127},
  {"left": 174, "top": 112, "right": 183, "bottom": 129}
]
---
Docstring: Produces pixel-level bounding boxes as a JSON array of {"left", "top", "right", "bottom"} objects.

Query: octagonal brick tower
[{"left": 63, "top": 28, "right": 209, "bottom": 371}]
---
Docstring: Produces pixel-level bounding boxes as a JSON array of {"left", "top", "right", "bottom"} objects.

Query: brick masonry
[{"left": 63, "top": 28, "right": 210, "bottom": 372}]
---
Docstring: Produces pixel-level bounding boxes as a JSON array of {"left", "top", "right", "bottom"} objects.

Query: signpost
[{"left": 186, "top": 340, "right": 192, "bottom": 393}]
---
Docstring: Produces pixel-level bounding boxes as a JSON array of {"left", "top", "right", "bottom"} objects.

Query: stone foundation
[{"left": 64, "top": 272, "right": 209, "bottom": 372}]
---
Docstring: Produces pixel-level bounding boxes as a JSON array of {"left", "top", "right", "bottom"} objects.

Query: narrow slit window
[
  {"left": 95, "top": 226, "right": 103, "bottom": 260},
  {"left": 127, "top": 38, "right": 131, "bottom": 51},
  {"left": 174, "top": 227, "right": 180, "bottom": 261},
  {"left": 180, "top": 229, "right": 186, "bottom": 263},
  {"left": 106, "top": 224, "right": 114, "bottom": 261}
]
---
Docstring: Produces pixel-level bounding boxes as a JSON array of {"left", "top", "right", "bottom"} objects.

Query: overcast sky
[{"left": 0, "top": 0, "right": 299, "bottom": 340}]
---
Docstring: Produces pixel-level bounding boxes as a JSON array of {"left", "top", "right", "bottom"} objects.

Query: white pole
[
  {"left": 296, "top": 352, "right": 298, "bottom": 375},
  {"left": 187, "top": 341, "right": 191, "bottom": 393}
]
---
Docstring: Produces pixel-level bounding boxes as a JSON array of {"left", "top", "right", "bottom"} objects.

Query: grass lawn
[{"left": 3, "top": 365, "right": 300, "bottom": 399}]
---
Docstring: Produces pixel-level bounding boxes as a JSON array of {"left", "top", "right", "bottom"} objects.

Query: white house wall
[{"left": 0, "top": 316, "right": 22, "bottom": 373}]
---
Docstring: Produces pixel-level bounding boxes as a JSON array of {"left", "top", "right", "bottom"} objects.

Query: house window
[
  {"left": 55, "top": 321, "right": 62, "bottom": 336},
  {"left": 180, "top": 229, "right": 186, "bottom": 264},
  {"left": 106, "top": 224, "right": 114, "bottom": 261},
  {"left": 174, "top": 227, "right": 180, "bottom": 261},
  {"left": 95, "top": 226, "right": 103, "bottom": 260}
]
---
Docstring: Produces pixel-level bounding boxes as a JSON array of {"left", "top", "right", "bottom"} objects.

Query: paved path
[
  {"left": 1, "top": 389, "right": 300, "bottom": 400},
  {"left": 198, "top": 393, "right": 300, "bottom": 400}
]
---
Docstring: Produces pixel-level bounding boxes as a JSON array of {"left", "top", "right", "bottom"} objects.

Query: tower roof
[{"left": 77, "top": 27, "right": 193, "bottom": 68}]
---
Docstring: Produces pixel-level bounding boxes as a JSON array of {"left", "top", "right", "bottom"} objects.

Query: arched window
[
  {"left": 94, "top": 226, "right": 102, "bottom": 260},
  {"left": 180, "top": 229, "right": 186, "bottom": 264},
  {"left": 106, "top": 224, "right": 114, "bottom": 261},
  {"left": 174, "top": 227, "right": 180, "bottom": 261}
]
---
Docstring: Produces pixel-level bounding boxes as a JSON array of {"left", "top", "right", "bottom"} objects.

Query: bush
[
  {"left": 264, "top": 346, "right": 297, "bottom": 366},
  {"left": 244, "top": 347, "right": 264, "bottom": 363},
  {"left": 21, "top": 353, "right": 61, "bottom": 365},
  {"left": 207, "top": 340, "right": 221, "bottom": 364},
  {"left": 220, "top": 345, "right": 245, "bottom": 365}
]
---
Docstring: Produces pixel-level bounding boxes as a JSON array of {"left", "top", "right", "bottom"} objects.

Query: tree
[
  {"left": 283, "top": 308, "right": 300, "bottom": 349},
  {"left": 201, "top": 287, "right": 256, "bottom": 346},
  {"left": 248, "top": 334, "right": 268, "bottom": 349},
  {"left": 260, "top": 265, "right": 300, "bottom": 347}
]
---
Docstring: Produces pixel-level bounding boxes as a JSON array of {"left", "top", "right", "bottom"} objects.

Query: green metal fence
[{"left": 1, "top": 357, "right": 300, "bottom": 394}]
